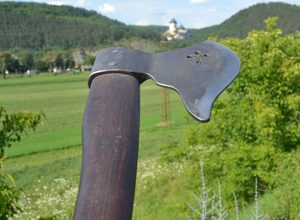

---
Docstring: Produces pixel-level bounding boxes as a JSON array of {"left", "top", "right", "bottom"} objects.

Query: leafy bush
[
  {"left": 0, "top": 106, "right": 44, "bottom": 158},
  {"left": 0, "top": 106, "right": 44, "bottom": 218},
  {"left": 205, "top": 17, "right": 299, "bottom": 151},
  {"left": 0, "top": 165, "right": 21, "bottom": 220},
  {"left": 271, "top": 148, "right": 300, "bottom": 219},
  {"left": 160, "top": 17, "right": 300, "bottom": 215}
]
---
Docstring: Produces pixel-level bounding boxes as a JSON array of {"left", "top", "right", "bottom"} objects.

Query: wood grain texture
[{"left": 74, "top": 74, "right": 140, "bottom": 220}]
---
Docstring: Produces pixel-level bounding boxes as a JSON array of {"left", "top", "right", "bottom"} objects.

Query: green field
[
  {"left": 1, "top": 73, "right": 190, "bottom": 158},
  {"left": 1, "top": 73, "right": 196, "bottom": 219}
]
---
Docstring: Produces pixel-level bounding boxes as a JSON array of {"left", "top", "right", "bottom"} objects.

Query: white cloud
[
  {"left": 98, "top": 3, "right": 116, "bottom": 14},
  {"left": 48, "top": 1, "right": 64, "bottom": 6},
  {"left": 77, "top": 0, "right": 87, "bottom": 7},
  {"left": 189, "top": 0, "right": 208, "bottom": 4}
]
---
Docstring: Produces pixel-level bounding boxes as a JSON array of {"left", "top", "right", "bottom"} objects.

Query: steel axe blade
[{"left": 89, "top": 40, "right": 240, "bottom": 122}]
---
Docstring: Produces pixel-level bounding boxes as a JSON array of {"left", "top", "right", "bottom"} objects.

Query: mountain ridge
[
  {"left": 187, "top": 2, "right": 300, "bottom": 44},
  {"left": 0, "top": 2, "right": 299, "bottom": 50}
]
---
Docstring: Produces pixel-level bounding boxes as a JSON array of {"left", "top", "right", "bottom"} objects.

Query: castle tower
[{"left": 169, "top": 18, "right": 177, "bottom": 35}]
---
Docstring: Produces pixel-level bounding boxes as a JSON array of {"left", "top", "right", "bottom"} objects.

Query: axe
[{"left": 73, "top": 40, "right": 240, "bottom": 220}]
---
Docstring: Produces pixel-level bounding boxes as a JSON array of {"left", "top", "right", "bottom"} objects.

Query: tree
[
  {"left": 22, "top": 52, "right": 34, "bottom": 70},
  {"left": 0, "top": 106, "right": 44, "bottom": 219},
  {"left": 0, "top": 164, "right": 21, "bottom": 220},
  {"left": 83, "top": 55, "right": 95, "bottom": 65},
  {"left": 35, "top": 59, "right": 49, "bottom": 72},
  {"left": 54, "top": 53, "right": 64, "bottom": 68},
  {"left": 65, "top": 56, "right": 75, "bottom": 69},
  {"left": 160, "top": 17, "right": 300, "bottom": 210},
  {"left": 206, "top": 17, "right": 299, "bottom": 151},
  {"left": 0, "top": 53, "right": 20, "bottom": 74}
]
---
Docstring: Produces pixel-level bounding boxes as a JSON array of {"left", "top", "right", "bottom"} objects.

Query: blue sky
[{"left": 2, "top": 0, "right": 300, "bottom": 28}]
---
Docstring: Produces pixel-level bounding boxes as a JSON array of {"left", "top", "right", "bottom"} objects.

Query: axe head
[{"left": 89, "top": 40, "right": 240, "bottom": 122}]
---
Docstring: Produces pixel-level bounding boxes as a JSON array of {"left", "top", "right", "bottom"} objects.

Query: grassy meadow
[
  {"left": 1, "top": 72, "right": 190, "bottom": 158},
  {"left": 1, "top": 72, "right": 195, "bottom": 219},
  {"left": 2, "top": 70, "right": 298, "bottom": 219}
]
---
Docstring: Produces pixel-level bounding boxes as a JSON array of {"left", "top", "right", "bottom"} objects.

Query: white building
[
  {"left": 26, "top": 69, "right": 37, "bottom": 76},
  {"left": 53, "top": 67, "right": 62, "bottom": 74},
  {"left": 169, "top": 18, "right": 177, "bottom": 36}
]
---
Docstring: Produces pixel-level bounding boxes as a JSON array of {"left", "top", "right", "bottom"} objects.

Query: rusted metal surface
[
  {"left": 89, "top": 40, "right": 240, "bottom": 122},
  {"left": 74, "top": 74, "right": 140, "bottom": 220}
]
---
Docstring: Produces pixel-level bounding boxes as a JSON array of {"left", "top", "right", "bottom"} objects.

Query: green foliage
[
  {"left": 54, "top": 54, "right": 64, "bottom": 68},
  {"left": 83, "top": 55, "right": 95, "bottom": 65},
  {"left": 22, "top": 52, "right": 34, "bottom": 70},
  {"left": 0, "top": 106, "right": 44, "bottom": 158},
  {"left": 0, "top": 52, "right": 20, "bottom": 74},
  {"left": 272, "top": 148, "right": 300, "bottom": 219},
  {"left": 160, "top": 18, "right": 300, "bottom": 216},
  {"left": 35, "top": 59, "right": 49, "bottom": 72},
  {"left": 0, "top": 164, "right": 21, "bottom": 220},
  {"left": 211, "top": 17, "right": 300, "bottom": 151},
  {"left": 0, "top": 107, "right": 43, "bottom": 218}
]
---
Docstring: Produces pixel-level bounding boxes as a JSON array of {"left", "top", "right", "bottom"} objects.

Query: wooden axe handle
[{"left": 74, "top": 74, "right": 140, "bottom": 220}]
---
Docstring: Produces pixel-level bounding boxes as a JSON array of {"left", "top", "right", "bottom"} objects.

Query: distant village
[{"left": 1, "top": 49, "right": 94, "bottom": 77}]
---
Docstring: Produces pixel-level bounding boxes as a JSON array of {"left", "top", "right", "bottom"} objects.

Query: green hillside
[
  {"left": 179, "top": 2, "right": 300, "bottom": 46},
  {"left": 217, "top": 2, "right": 300, "bottom": 37},
  {"left": 1, "top": 2, "right": 299, "bottom": 50},
  {"left": 0, "top": 2, "right": 161, "bottom": 50}
]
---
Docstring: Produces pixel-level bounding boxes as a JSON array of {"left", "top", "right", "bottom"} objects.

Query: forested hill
[
  {"left": 190, "top": 2, "right": 300, "bottom": 42},
  {"left": 220, "top": 2, "right": 300, "bottom": 36},
  {"left": 0, "top": 2, "right": 299, "bottom": 50},
  {"left": 0, "top": 2, "right": 161, "bottom": 50}
]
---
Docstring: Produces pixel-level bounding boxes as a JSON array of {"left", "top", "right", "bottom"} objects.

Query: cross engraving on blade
[{"left": 186, "top": 51, "right": 208, "bottom": 64}]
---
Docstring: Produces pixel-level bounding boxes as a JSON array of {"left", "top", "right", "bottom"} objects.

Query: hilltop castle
[{"left": 162, "top": 18, "right": 190, "bottom": 41}]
